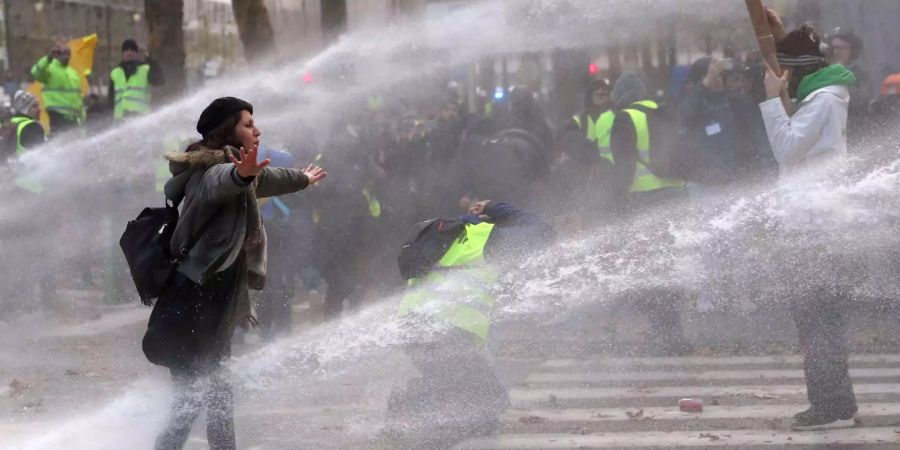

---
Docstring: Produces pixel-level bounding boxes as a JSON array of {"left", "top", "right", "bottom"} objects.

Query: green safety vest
[
  {"left": 110, "top": 65, "right": 151, "bottom": 120},
  {"left": 361, "top": 188, "right": 382, "bottom": 218},
  {"left": 10, "top": 116, "right": 45, "bottom": 193},
  {"left": 31, "top": 56, "right": 83, "bottom": 123},
  {"left": 11, "top": 116, "right": 40, "bottom": 155},
  {"left": 573, "top": 110, "right": 615, "bottom": 162},
  {"left": 398, "top": 222, "right": 497, "bottom": 347},
  {"left": 620, "top": 100, "right": 685, "bottom": 193}
]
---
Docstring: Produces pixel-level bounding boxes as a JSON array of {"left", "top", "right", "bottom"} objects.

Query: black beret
[
  {"left": 196, "top": 97, "right": 253, "bottom": 139},
  {"left": 121, "top": 39, "right": 139, "bottom": 53}
]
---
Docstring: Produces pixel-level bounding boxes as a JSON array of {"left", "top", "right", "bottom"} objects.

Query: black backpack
[
  {"left": 119, "top": 196, "right": 213, "bottom": 305},
  {"left": 398, "top": 218, "right": 465, "bottom": 281},
  {"left": 626, "top": 103, "right": 693, "bottom": 180}
]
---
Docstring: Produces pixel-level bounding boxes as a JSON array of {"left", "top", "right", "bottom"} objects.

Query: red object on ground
[
  {"left": 882, "top": 73, "right": 900, "bottom": 96},
  {"left": 679, "top": 398, "right": 704, "bottom": 413}
]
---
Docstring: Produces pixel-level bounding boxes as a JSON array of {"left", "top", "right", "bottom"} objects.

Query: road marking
[
  {"left": 526, "top": 367, "right": 900, "bottom": 383},
  {"left": 458, "top": 427, "right": 900, "bottom": 449},
  {"left": 504, "top": 402, "right": 900, "bottom": 422},
  {"left": 510, "top": 383, "right": 900, "bottom": 402},
  {"left": 540, "top": 354, "right": 900, "bottom": 369}
]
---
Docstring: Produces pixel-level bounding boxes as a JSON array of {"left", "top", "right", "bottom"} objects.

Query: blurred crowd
[{"left": 1, "top": 28, "right": 899, "bottom": 338}]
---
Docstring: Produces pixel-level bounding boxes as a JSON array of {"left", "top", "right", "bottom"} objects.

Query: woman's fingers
[
  {"left": 258, "top": 158, "right": 271, "bottom": 170},
  {"left": 229, "top": 154, "right": 240, "bottom": 165}
]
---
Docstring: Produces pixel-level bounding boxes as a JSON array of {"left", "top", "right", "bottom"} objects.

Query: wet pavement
[{"left": 2, "top": 295, "right": 900, "bottom": 449}]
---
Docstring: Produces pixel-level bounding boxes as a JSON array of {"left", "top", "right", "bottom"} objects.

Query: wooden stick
[{"left": 744, "top": 0, "right": 793, "bottom": 115}]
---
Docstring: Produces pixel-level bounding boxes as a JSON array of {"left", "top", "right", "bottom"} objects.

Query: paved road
[{"left": 459, "top": 353, "right": 900, "bottom": 449}]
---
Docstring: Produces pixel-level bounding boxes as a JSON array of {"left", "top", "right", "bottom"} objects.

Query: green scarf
[{"left": 796, "top": 64, "right": 857, "bottom": 103}]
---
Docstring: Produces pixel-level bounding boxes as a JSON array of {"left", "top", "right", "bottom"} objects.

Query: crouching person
[
  {"left": 385, "top": 201, "right": 555, "bottom": 448},
  {"left": 143, "top": 97, "right": 326, "bottom": 450}
]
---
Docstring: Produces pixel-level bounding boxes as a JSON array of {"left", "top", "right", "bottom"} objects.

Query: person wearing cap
[
  {"left": 8, "top": 90, "right": 45, "bottom": 155},
  {"left": 30, "top": 40, "right": 83, "bottom": 134},
  {"left": 386, "top": 200, "right": 554, "bottom": 447},
  {"left": 147, "top": 97, "right": 326, "bottom": 449},
  {"left": 762, "top": 9, "right": 859, "bottom": 432},
  {"left": 108, "top": 39, "right": 165, "bottom": 121}
]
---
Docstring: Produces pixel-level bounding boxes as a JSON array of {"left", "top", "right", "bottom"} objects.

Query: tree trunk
[
  {"left": 145, "top": 0, "right": 186, "bottom": 98},
  {"left": 232, "top": 0, "right": 275, "bottom": 61},
  {"left": 321, "top": 0, "right": 348, "bottom": 45}
]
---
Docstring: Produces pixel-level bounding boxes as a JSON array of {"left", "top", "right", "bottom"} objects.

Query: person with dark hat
[
  {"left": 762, "top": 9, "right": 859, "bottom": 432},
  {"left": 146, "top": 96, "right": 326, "bottom": 449},
  {"left": 108, "top": 39, "right": 164, "bottom": 121}
]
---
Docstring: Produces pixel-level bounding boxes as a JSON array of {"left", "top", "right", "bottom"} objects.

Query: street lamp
[{"left": 34, "top": 2, "right": 45, "bottom": 13}]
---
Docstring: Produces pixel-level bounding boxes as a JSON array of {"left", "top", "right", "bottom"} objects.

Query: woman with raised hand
[{"left": 147, "top": 97, "right": 326, "bottom": 449}]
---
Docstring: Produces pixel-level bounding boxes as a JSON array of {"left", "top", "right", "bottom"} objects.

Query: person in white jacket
[{"left": 760, "top": 11, "right": 860, "bottom": 432}]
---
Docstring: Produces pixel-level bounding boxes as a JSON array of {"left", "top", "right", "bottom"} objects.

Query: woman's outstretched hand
[
  {"left": 302, "top": 164, "right": 327, "bottom": 185},
  {"left": 230, "top": 146, "right": 270, "bottom": 178}
]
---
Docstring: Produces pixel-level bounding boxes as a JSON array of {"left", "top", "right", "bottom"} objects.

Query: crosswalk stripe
[
  {"left": 525, "top": 367, "right": 900, "bottom": 383},
  {"left": 510, "top": 383, "right": 900, "bottom": 402},
  {"left": 540, "top": 354, "right": 900, "bottom": 369},
  {"left": 503, "top": 402, "right": 900, "bottom": 422},
  {"left": 457, "top": 427, "right": 900, "bottom": 449}
]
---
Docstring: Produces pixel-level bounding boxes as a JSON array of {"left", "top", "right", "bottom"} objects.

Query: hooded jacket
[
  {"left": 163, "top": 145, "right": 309, "bottom": 288},
  {"left": 759, "top": 65, "right": 855, "bottom": 178}
]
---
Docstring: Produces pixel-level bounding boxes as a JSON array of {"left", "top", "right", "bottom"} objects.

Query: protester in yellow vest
[
  {"left": 387, "top": 201, "right": 554, "bottom": 448},
  {"left": 9, "top": 91, "right": 45, "bottom": 155},
  {"left": 610, "top": 73, "right": 686, "bottom": 203},
  {"left": 570, "top": 78, "right": 615, "bottom": 161},
  {"left": 608, "top": 73, "right": 691, "bottom": 357},
  {"left": 30, "top": 41, "right": 84, "bottom": 134},
  {"left": 108, "top": 39, "right": 165, "bottom": 121}
]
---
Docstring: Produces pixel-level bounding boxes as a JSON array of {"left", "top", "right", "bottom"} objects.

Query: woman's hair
[{"left": 185, "top": 110, "right": 243, "bottom": 152}]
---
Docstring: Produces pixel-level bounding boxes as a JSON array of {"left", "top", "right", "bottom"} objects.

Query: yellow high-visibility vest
[
  {"left": 574, "top": 110, "right": 615, "bottom": 162},
  {"left": 10, "top": 116, "right": 43, "bottom": 155},
  {"left": 398, "top": 222, "right": 496, "bottom": 347},
  {"left": 110, "top": 64, "right": 151, "bottom": 120},
  {"left": 30, "top": 56, "right": 84, "bottom": 123},
  {"left": 620, "top": 100, "right": 685, "bottom": 193}
]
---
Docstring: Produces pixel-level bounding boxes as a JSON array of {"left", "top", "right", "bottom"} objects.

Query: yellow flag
[
  {"left": 26, "top": 83, "right": 49, "bottom": 131},
  {"left": 68, "top": 33, "right": 98, "bottom": 95},
  {"left": 27, "top": 34, "right": 98, "bottom": 130}
]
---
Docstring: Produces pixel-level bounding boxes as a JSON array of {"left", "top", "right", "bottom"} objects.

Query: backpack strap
[{"left": 164, "top": 194, "right": 220, "bottom": 263}]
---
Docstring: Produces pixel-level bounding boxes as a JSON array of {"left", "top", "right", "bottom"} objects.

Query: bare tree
[
  {"left": 232, "top": 0, "right": 275, "bottom": 61},
  {"left": 321, "top": 0, "right": 347, "bottom": 45},
  {"left": 145, "top": 0, "right": 186, "bottom": 97}
]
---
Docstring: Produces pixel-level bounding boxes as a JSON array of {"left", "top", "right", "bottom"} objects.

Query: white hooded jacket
[
  {"left": 760, "top": 84, "right": 851, "bottom": 232},
  {"left": 759, "top": 84, "right": 850, "bottom": 179}
]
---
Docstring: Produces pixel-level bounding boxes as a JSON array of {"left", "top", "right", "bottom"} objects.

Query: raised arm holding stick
[{"left": 745, "top": 0, "right": 793, "bottom": 115}]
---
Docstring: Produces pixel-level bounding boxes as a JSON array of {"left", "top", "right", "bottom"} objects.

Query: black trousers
[
  {"left": 150, "top": 261, "right": 243, "bottom": 450},
  {"left": 46, "top": 110, "right": 79, "bottom": 135},
  {"left": 257, "top": 275, "right": 292, "bottom": 340},
  {"left": 322, "top": 268, "right": 359, "bottom": 319},
  {"left": 790, "top": 287, "right": 857, "bottom": 415},
  {"left": 154, "top": 367, "right": 235, "bottom": 450},
  {"left": 387, "top": 330, "right": 509, "bottom": 448}
]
